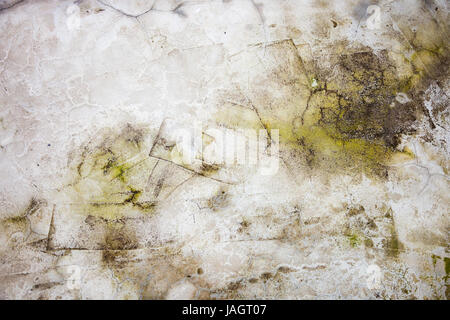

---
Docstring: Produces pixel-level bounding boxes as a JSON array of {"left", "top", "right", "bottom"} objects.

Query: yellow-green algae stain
[
  {"left": 62, "top": 122, "right": 229, "bottom": 223},
  {"left": 214, "top": 38, "right": 448, "bottom": 178},
  {"left": 64, "top": 124, "right": 158, "bottom": 221},
  {"left": 347, "top": 233, "right": 361, "bottom": 248}
]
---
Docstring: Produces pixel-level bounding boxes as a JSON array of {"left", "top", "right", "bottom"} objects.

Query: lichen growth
[
  {"left": 213, "top": 44, "right": 431, "bottom": 178},
  {"left": 213, "top": 29, "right": 450, "bottom": 178},
  {"left": 64, "top": 124, "right": 157, "bottom": 221},
  {"left": 347, "top": 233, "right": 361, "bottom": 248}
]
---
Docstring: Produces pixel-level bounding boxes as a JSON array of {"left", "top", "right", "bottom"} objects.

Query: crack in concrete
[
  {"left": 96, "top": 0, "right": 194, "bottom": 19},
  {"left": 149, "top": 155, "right": 236, "bottom": 185},
  {"left": 96, "top": 0, "right": 155, "bottom": 18},
  {"left": 0, "top": 0, "right": 24, "bottom": 12}
]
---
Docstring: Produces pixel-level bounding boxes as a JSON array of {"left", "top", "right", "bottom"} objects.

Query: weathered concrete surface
[{"left": 0, "top": 0, "right": 448, "bottom": 299}]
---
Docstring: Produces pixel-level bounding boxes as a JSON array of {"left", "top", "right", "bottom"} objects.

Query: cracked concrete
[{"left": 0, "top": 0, "right": 449, "bottom": 299}]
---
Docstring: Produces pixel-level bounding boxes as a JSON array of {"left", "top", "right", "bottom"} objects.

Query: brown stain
[
  {"left": 97, "top": 244, "right": 210, "bottom": 299},
  {"left": 238, "top": 219, "right": 250, "bottom": 233},
  {"left": 211, "top": 266, "right": 298, "bottom": 299},
  {"left": 277, "top": 266, "right": 295, "bottom": 273},
  {"left": 102, "top": 220, "right": 139, "bottom": 251},
  {"left": 207, "top": 187, "right": 230, "bottom": 211}
]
